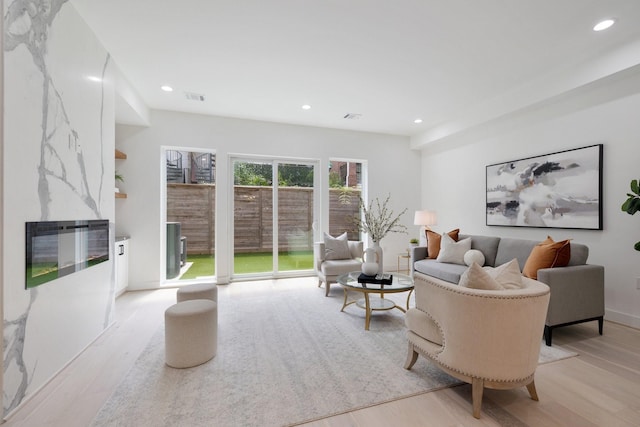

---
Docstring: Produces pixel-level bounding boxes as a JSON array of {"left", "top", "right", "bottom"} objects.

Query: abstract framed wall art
[{"left": 486, "top": 144, "right": 603, "bottom": 230}]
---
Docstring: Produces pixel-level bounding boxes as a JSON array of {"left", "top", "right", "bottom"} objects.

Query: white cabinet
[{"left": 115, "top": 238, "right": 129, "bottom": 296}]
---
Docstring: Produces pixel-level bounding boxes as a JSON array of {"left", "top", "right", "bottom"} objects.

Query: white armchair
[
  {"left": 314, "top": 239, "right": 363, "bottom": 296},
  {"left": 404, "top": 271, "right": 550, "bottom": 419}
]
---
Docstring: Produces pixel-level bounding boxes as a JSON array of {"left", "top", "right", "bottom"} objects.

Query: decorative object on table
[
  {"left": 409, "top": 238, "right": 419, "bottom": 246},
  {"left": 621, "top": 178, "right": 640, "bottom": 251},
  {"left": 352, "top": 194, "right": 408, "bottom": 272},
  {"left": 486, "top": 144, "right": 603, "bottom": 230},
  {"left": 362, "top": 247, "right": 379, "bottom": 275},
  {"left": 357, "top": 272, "right": 393, "bottom": 285},
  {"left": 414, "top": 210, "right": 437, "bottom": 246}
]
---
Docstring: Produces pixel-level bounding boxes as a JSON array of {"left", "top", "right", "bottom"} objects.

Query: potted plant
[
  {"left": 621, "top": 178, "right": 640, "bottom": 251},
  {"left": 410, "top": 238, "right": 419, "bottom": 246},
  {"left": 115, "top": 171, "right": 124, "bottom": 193}
]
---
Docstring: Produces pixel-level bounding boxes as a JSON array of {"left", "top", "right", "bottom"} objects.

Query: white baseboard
[{"left": 605, "top": 308, "right": 640, "bottom": 329}]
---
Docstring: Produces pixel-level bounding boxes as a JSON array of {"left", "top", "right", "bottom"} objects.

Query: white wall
[
  {"left": 2, "top": 3, "right": 115, "bottom": 417},
  {"left": 116, "top": 110, "right": 421, "bottom": 289},
  {"left": 419, "top": 91, "right": 640, "bottom": 328}
]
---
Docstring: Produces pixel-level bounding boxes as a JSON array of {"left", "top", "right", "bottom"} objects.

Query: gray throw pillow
[{"left": 324, "top": 232, "right": 351, "bottom": 260}]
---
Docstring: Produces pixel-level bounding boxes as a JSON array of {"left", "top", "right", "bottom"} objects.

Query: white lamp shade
[{"left": 414, "top": 210, "right": 437, "bottom": 226}]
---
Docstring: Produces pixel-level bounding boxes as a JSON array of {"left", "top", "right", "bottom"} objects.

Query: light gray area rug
[{"left": 92, "top": 283, "right": 575, "bottom": 427}]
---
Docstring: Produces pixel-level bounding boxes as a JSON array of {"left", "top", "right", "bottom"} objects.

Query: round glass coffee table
[{"left": 337, "top": 271, "right": 414, "bottom": 330}]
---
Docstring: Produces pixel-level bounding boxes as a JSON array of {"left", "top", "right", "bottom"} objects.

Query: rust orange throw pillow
[
  {"left": 523, "top": 236, "right": 571, "bottom": 279},
  {"left": 426, "top": 228, "right": 460, "bottom": 259}
]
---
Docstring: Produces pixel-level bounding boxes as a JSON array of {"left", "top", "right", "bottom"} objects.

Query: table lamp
[{"left": 414, "top": 210, "right": 437, "bottom": 246}]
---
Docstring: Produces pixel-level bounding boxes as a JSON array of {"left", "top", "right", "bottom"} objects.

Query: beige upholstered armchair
[
  {"left": 314, "top": 237, "right": 363, "bottom": 296},
  {"left": 405, "top": 272, "right": 550, "bottom": 419}
]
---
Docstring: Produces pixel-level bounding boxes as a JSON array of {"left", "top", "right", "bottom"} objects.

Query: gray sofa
[{"left": 410, "top": 234, "right": 605, "bottom": 346}]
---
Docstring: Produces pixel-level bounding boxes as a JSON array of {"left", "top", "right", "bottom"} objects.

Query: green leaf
[
  {"left": 629, "top": 198, "right": 640, "bottom": 215},
  {"left": 622, "top": 198, "right": 631, "bottom": 212},
  {"left": 634, "top": 241, "right": 640, "bottom": 251},
  {"left": 632, "top": 179, "right": 640, "bottom": 195}
]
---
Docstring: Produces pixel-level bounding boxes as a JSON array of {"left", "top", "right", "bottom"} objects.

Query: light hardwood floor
[{"left": 4, "top": 279, "right": 640, "bottom": 427}]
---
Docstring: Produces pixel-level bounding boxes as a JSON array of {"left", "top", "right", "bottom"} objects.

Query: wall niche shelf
[{"left": 115, "top": 149, "right": 127, "bottom": 198}]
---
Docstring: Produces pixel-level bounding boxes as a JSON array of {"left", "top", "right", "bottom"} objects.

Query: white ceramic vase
[
  {"left": 362, "top": 247, "right": 379, "bottom": 275},
  {"left": 372, "top": 242, "right": 384, "bottom": 273}
]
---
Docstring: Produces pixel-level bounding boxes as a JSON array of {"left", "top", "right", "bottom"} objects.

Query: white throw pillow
[
  {"left": 483, "top": 258, "right": 523, "bottom": 289},
  {"left": 436, "top": 234, "right": 471, "bottom": 265},
  {"left": 459, "top": 262, "right": 504, "bottom": 290},
  {"left": 463, "top": 249, "right": 485, "bottom": 267},
  {"left": 323, "top": 232, "right": 351, "bottom": 260}
]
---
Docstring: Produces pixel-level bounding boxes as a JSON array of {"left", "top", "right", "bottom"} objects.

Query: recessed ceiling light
[
  {"left": 161, "top": 85, "right": 174, "bottom": 92},
  {"left": 86, "top": 76, "right": 102, "bottom": 82},
  {"left": 302, "top": 104, "right": 311, "bottom": 110},
  {"left": 593, "top": 19, "right": 615, "bottom": 32},
  {"left": 414, "top": 118, "right": 423, "bottom": 124}
]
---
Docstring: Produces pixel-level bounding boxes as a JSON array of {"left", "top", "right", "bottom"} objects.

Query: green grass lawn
[
  {"left": 179, "top": 251, "right": 313, "bottom": 280},
  {"left": 179, "top": 254, "right": 215, "bottom": 280}
]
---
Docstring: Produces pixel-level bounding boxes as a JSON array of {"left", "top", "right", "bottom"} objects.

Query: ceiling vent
[
  {"left": 184, "top": 91, "right": 206, "bottom": 102},
  {"left": 343, "top": 113, "right": 363, "bottom": 120}
]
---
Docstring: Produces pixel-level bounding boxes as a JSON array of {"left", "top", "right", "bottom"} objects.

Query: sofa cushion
[
  {"left": 459, "top": 263, "right": 503, "bottom": 290},
  {"left": 460, "top": 234, "right": 501, "bottom": 267},
  {"left": 323, "top": 232, "right": 351, "bottom": 260},
  {"left": 485, "top": 258, "right": 523, "bottom": 289},
  {"left": 426, "top": 228, "right": 459, "bottom": 259},
  {"left": 320, "top": 259, "right": 362, "bottom": 276},
  {"left": 495, "top": 237, "right": 538, "bottom": 270},
  {"left": 523, "top": 237, "right": 572, "bottom": 279},
  {"left": 348, "top": 240, "right": 364, "bottom": 259},
  {"left": 568, "top": 243, "right": 589, "bottom": 266},
  {"left": 437, "top": 235, "right": 471, "bottom": 265},
  {"left": 540, "top": 236, "right": 571, "bottom": 267},
  {"left": 463, "top": 249, "right": 485, "bottom": 267},
  {"left": 414, "top": 258, "right": 468, "bottom": 283}
]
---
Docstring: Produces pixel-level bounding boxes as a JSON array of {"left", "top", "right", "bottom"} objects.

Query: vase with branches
[{"left": 352, "top": 194, "right": 407, "bottom": 271}]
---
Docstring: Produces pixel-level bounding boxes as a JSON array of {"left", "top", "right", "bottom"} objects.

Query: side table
[{"left": 397, "top": 251, "right": 410, "bottom": 273}]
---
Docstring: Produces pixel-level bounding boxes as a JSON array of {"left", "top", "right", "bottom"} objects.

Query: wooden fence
[{"left": 167, "top": 184, "right": 360, "bottom": 254}]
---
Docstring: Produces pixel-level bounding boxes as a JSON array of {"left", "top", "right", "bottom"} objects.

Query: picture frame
[{"left": 486, "top": 144, "right": 603, "bottom": 230}]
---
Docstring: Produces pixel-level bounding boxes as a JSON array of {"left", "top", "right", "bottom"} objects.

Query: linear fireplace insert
[{"left": 26, "top": 220, "right": 110, "bottom": 288}]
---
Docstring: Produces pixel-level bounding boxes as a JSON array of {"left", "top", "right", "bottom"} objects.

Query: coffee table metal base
[{"left": 341, "top": 290, "right": 412, "bottom": 331}]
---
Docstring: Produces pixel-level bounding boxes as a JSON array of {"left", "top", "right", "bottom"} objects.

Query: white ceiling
[{"left": 72, "top": 0, "right": 640, "bottom": 139}]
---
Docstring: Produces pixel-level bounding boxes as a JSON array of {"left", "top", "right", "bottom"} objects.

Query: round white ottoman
[
  {"left": 165, "top": 299, "right": 217, "bottom": 368},
  {"left": 177, "top": 283, "right": 218, "bottom": 303}
]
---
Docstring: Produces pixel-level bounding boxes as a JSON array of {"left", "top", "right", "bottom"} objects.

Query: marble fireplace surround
[{"left": 3, "top": 0, "right": 116, "bottom": 417}]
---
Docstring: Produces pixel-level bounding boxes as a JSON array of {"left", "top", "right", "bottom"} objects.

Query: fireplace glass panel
[{"left": 26, "top": 220, "right": 109, "bottom": 288}]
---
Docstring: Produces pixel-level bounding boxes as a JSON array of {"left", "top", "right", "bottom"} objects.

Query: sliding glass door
[
  {"left": 277, "top": 162, "right": 315, "bottom": 272},
  {"left": 232, "top": 157, "right": 317, "bottom": 278}
]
